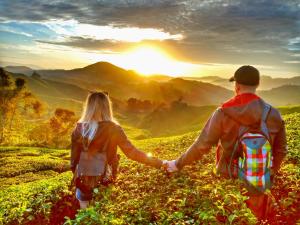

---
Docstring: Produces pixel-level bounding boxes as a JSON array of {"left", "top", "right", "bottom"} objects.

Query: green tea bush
[
  {"left": 0, "top": 110, "right": 299, "bottom": 225},
  {"left": 284, "top": 113, "right": 300, "bottom": 163},
  {"left": 0, "top": 172, "right": 72, "bottom": 224}
]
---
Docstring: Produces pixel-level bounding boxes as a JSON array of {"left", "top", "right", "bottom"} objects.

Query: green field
[{"left": 0, "top": 111, "right": 299, "bottom": 225}]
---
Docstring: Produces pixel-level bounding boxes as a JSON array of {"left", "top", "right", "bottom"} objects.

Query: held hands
[{"left": 162, "top": 160, "right": 179, "bottom": 173}]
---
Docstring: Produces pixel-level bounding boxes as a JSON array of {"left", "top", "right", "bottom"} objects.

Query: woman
[{"left": 71, "top": 91, "right": 162, "bottom": 209}]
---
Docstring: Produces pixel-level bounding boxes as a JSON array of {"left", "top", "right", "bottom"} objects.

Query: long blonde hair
[{"left": 78, "top": 91, "right": 115, "bottom": 140}]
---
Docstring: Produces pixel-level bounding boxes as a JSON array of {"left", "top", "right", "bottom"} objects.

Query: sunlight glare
[
  {"left": 76, "top": 45, "right": 202, "bottom": 77},
  {"left": 122, "top": 45, "right": 200, "bottom": 76}
]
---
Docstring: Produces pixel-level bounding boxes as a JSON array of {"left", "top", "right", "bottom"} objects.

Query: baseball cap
[{"left": 229, "top": 65, "right": 260, "bottom": 86}]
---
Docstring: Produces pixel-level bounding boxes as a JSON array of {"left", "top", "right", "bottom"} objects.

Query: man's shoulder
[
  {"left": 221, "top": 93, "right": 260, "bottom": 109},
  {"left": 258, "top": 100, "right": 284, "bottom": 131},
  {"left": 259, "top": 98, "right": 282, "bottom": 118},
  {"left": 268, "top": 105, "right": 283, "bottom": 122},
  {"left": 210, "top": 107, "right": 225, "bottom": 121}
]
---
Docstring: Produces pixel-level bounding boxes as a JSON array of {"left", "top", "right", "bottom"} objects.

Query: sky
[{"left": 0, "top": 0, "right": 299, "bottom": 77}]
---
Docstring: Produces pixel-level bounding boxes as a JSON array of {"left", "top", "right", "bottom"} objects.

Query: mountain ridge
[{"left": 3, "top": 62, "right": 300, "bottom": 107}]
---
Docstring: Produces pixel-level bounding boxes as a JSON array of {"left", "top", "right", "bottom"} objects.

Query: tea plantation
[{"left": 0, "top": 112, "right": 299, "bottom": 225}]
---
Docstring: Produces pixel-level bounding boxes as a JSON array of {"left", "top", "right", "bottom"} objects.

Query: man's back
[
  {"left": 216, "top": 93, "right": 287, "bottom": 176},
  {"left": 166, "top": 65, "right": 288, "bottom": 221},
  {"left": 175, "top": 93, "right": 287, "bottom": 175}
]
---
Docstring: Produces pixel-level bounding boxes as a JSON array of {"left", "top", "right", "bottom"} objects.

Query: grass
[
  {"left": 0, "top": 110, "right": 299, "bottom": 224},
  {"left": 0, "top": 147, "right": 69, "bottom": 182}
]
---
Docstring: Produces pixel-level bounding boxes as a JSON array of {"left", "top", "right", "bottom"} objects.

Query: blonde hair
[{"left": 78, "top": 91, "right": 115, "bottom": 140}]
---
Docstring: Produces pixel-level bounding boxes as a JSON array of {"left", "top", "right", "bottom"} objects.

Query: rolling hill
[
  {"left": 258, "top": 85, "right": 300, "bottom": 106},
  {"left": 183, "top": 75, "right": 300, "bottom": 90},
  {"left": 35, "top": 62, "right": 300, "bottom": 106},
  {"left": 3, "top": 62, "right": 300, "bottom": 108},
  {"left": 18, "top": 62, "right": 233, "bottom": 106},
  {"left": 4, "top": 66, "right": 34, "bottom": 76},
  {"left": 9, "top": 72, "right": 88, "bottom": 113}
]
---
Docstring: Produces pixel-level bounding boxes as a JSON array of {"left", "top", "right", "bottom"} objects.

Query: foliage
[
  {"left": 284, "top": 112, "right": 300, "bottom": 163},
  {"left": 0, "top": 147, "right": 69, "bottom": 186},
  {"left": 28, "top": 108, "right": 77, "bottom": 148},
  {"left": 0, "top": 68, "right": 43, "bottom": 144},
  {"left": 127, "top": 98, "right": 154, "bottom": 113},
  {"left": 278, "top": 105, "right": 300, "bottom": 115},
  {"left": 0, "top": 107, "right": 299, "bottom": 225},
  {"left": 0, "top": 172, "right": 72, "bottom": 225}
]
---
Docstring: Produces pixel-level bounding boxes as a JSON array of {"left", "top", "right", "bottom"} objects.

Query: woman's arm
[
  {"left": 116, "top": 126, "right": 162, "bottom": 168},
  {"left": 70, "top": 125, "right": 82, "bottom": 173}
]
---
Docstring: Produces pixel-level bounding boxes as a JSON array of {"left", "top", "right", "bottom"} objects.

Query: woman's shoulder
[
  {"left": 101, "top": 121, "right": 125, "bottom": 136},
  {"left": 101, "top": 121, "right": 123, "bottom": 132}
]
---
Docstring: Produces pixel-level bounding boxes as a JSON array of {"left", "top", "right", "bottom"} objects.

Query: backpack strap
[
  {"left": 260, "top": 103, "right": 271, "bottom": 141},
  {"left": 238, "top": 103, "right": 271, "bottom": 139},
  {"left": 262, "top": 103, "right": 271, "bottom": 122}
]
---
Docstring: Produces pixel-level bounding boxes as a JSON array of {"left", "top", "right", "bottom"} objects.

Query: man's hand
[{"left": 162, "top": 160, "right": 179, "bottom": 173}]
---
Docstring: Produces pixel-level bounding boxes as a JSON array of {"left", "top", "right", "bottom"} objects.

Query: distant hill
[
  {"left": 259, "top": 85, "right": 300, "bottom": 106},
  {"left": 4, "top": 62, "right": 300, "bottom": 109},
  {"left": 5, "top": 66, "right": 34, "bottom": 76},
  {"left": 37, "top": 62, "right": 142, "bottom": 89},
  {"left": 183, "top": 75, "right": 300, "bottom": 90},
  {"left": 37, "top": 62, "right": 233, "bottom": 106},
  {"left": 139, "top": 103, "right": 216, "bottom": 136},
  {"left": 9, "top": 72, "right": 88, "bottom": 113}
]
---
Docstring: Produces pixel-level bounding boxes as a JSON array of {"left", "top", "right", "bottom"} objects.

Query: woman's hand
[{"left": 162, "top": 160, "right": 179, "bottom": 173}]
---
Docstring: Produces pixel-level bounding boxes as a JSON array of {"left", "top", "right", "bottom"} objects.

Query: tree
[
  {"left": 50, "top": 108, "right": 77, "bottom": 148},
  {"left": 29, "top": 108, "right": 77, "bottom": 148},
  {"left": 0, "top": 68, "right": 20, "bottom": 142},
  {"left": 171, "top": 97, "right": 187, "bottom": 110},
  {"left": 0, "top": 68, "right": 43, "bottom": 143},
  {"left": 127, "top": 98, "right": 154, "bottom": 112}
]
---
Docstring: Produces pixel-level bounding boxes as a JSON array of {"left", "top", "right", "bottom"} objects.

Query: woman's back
[
  {"left": 71, "top": 121, "right": 120, "bottom": 172},
  {"left": 71, "top": 121, "right": 162, "bottom": 173},
  {"left": 70, "top": 91, "right": 162, "bottom": 209}
]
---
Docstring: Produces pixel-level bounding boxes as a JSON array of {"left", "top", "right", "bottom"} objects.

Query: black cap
[{"left": 229, "top": 65, "right": 260, "bottom": 86}]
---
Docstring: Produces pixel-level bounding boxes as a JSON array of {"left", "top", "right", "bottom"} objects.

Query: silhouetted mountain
[
  {"left": 259, "top": 85, "right": 300, "bottom": 106},
  {"left": 146, "top": 74, "right": 173, "bottom": 82},
  {"left": 37, "top": 62, "right": 233, "bottom": 105},
  {"left": 259, "top": 76, "right": 300, "bottom": 90},
  {"left": 166, "top": 78, "right": 232, "bottom": 105},
  {"left": 5, "top": 66, "right": 34, "bottom": 76},
  {"left": 183, "top": 75, "right": 300, "bottom": 90},
  {"left": 38, "top": 62, "right": 142, "bottom": 90},
  {"left": 4, "top": 62, "right": 300, "bottom": 108}
]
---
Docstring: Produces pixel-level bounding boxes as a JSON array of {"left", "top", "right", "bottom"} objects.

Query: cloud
[
  {"left": 0, "top": 0, "right": 185, "bottom": 30},
  {"left": 0, "top": 0, "right": 299, "bottom": 74},
  {"left": 43, "top": 20, "right": 183, "bottom": 42},
  {"left": 284, "top": 61, "right": 300, "bottom": 64},
  {"left": 36, "top": 37, "right": 128, "bottom": 52}
]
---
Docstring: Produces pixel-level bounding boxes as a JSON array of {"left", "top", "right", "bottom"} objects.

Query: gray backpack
[{"left": 77, "top": 137, "right": 107, "bottom": 177}]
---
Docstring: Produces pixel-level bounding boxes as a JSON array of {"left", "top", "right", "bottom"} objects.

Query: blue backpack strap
[
  {"left": 262, "top": 103, "right": 271, "bottom": 122},
  {"left": 261, "top": 103, "right": 271, "bottom": 140}
]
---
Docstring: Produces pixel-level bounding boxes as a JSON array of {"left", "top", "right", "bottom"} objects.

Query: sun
[
  {"left": 121, "top": 45, "right": 198, "bottom": 76},
  {"left": 80, "top": 44, "right": 201, "bottom": 76},
  {"left": 123, "top": 45, "right": 172, "bottom": 75}
]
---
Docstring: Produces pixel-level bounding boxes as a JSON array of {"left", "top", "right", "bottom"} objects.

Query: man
[{"left": 164, "top": 65, "right": 287, "bottom": 219}]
